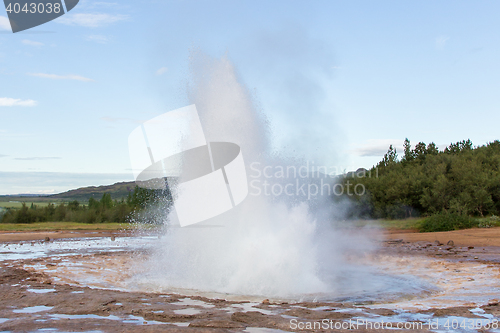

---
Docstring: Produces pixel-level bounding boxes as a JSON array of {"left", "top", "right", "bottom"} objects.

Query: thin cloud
[
  {"left": 0, "top": 97, "right": 37, "bottom": 107},
  {"left": 15, "top": 157, "right": 61, "bottom": 161},
  {"left": 437, "top": 144, "right": 448, "bottom": 151},
  {"left": 85, "top": 34, "right": 109, "bottom": 44},
  {"left": 82, "top": 2, "right": 120, "bottom": 10},
  {"left": 351, "top": 139, "right": 404, "bottom": 157},
  {"left": 435, "top": 35, "right": 450, "bottom": 50},
  {"left": 28, "top": 73, "right": 94, "bottom": 82},
  {"left": 0, "top": 16, "right": 10, "bottom": 31},
  {"left": 0, "top": 171, "right": 134, "bottom": 195},
  {"left": 0, "top": 129, "right": 35, "bottom": 138},
  {"left": 22, "top": 39, "right": 44, "bottom": 46},
  {"left": 100, "top": 116, "right": 128, "bottom": 122},
  {"left": 100, "top": 116, "right": 142, "bottom": 124},
  {"left": 0, "top": 154, "right": 8, "bottom": 158},
  {"left": 37, "top": 189, "right": 56, "bottom": 194},
  {"left": 91, "top": 2, "right": 118, "bottom": 7},
  {"left": 355, "top": 147, "right": 393, "bottom": 157},
  {"left": 156, "top": 67, "right": 168, "bottom": 75},
  {"left": 58, "top": 13, "right": 128, "bottom": 28}
]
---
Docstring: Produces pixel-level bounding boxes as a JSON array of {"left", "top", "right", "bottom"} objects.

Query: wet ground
[{"left": 1, "top": 233, "right": 500, "bottom": 332}]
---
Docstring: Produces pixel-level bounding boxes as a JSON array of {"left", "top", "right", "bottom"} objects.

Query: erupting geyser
[{"left": 131, "top": 52, "right": 422, "bottom": 301}]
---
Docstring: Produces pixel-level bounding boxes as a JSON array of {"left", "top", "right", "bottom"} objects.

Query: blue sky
[{"left": 1, "top": 0, "right": 499, "bottom": 194}]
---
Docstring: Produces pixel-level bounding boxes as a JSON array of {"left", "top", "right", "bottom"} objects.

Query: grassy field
[
  {"left": 0, "top": 201, "right": 64, "bottom": 209},
  {"left": 377, "top": 218, "right": 424, "bottom": 230},
  {"left": 345, "top": 218, "right": 424, "bottom": 230},
  {"left": 0, "top": 222, "right": 133, "bottom": 232},
  {"left": 359, "top": 216, "right": 499, "bottom": 232}
]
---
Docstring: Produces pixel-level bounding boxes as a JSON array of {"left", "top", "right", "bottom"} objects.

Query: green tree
[
  {"left": 402, "top": 138, "right": 414, "bottom": 163},
  {"left": 378, "top": 145, "right": 398, "bottom": 168},
  {"left": 445, "top": 139, "right": 473, "bottom": 154},
  {"left": 100, "top": 193, "right": 113, "bottom": 210},
  {"left": 426, "top": 142, "right": 439, "bottom": 155},
  {"left": 342, "top": 138, "right": 500, "bottom": 221},
  {"left": 88, "top": 197, "right": 100, "bottom": 210},
  {"left": 67, "top": 200, "right": 80, "bottom": 211},
  {"left": 413, "top": 142, "right": 427, "bottom": 163}
]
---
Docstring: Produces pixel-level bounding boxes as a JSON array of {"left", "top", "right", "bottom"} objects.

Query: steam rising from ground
[{"left": 138, "top": 52, "right": 382, "bottom": 300}]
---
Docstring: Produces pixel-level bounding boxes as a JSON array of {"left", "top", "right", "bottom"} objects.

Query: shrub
[
  {"left": 419, "top": 212, "right": 478, "bottom": 232},
  {"left": 0, "top": 209, "right": 16, "bottom": 224},
  {"left": 478, "top": 215, "right": 500, "bottom": 228}
]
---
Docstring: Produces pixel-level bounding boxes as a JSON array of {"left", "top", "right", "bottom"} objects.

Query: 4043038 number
[{"left": 5, "top": 2, "right": 61, "bottom": 14}]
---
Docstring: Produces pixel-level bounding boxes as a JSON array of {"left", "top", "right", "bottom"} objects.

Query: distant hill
[
  {"left": 48, "top": 181, "right": 136, "bottom": 201},
  {"left": 0, "top": 181, "right": 137, "bottom": 203}
]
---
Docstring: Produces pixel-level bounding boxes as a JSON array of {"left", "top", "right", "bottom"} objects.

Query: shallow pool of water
[{"left": 3, "top": 237, "right": 500, "bottom": 311}]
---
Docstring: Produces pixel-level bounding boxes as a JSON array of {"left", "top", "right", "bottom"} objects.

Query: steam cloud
[{"left": 133, "top": 52, "right": 413, "bottom": 301}]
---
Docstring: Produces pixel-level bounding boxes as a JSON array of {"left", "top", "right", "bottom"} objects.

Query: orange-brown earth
[
  {"left": 386, "top": 227, "right": 500, "bottom": 247},
  {"left": 1, "top": 228, "right": 499, "bottom": 332}
]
